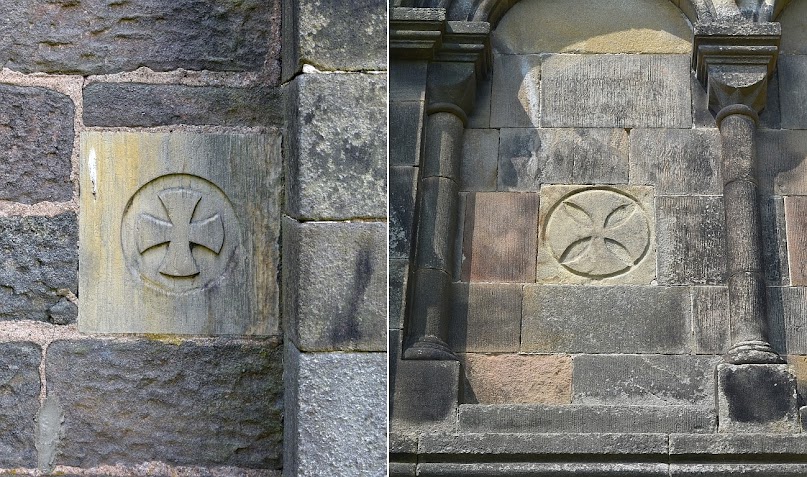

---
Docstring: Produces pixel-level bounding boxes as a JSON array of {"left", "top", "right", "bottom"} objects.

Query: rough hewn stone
[
  {"left": 460, "top": 353, "right": 572, "bottom": 404},
  {"left": 716, "top": 363, "right": 799, "bottom": 433},
  {"left": 779, "top": 56, "right": 807, "bottom": 129},
  {"left": 390, "top": 101, "right": 425, "bottom": 167},
  {"left": 0, "top": 0, "right": 279, "bottom": 75},
  {"left": 46, "top": 339, "right": 283, "bottom": 468},
  {"left": 0, "top": 85, "right": 73, "bottom": 204},
  {"left": 83, "top": 83, "right": 282, "bottom": 127},
  {"left": 460, "top": 129, "right": 499, "bottom": 191},
  {"left": 284, "top": 344, "right": 386, "bottom": 477},
  {"left": 657, "top": 196, "right": 726, "bottom": 285},
  {"left": 286, "top": 72, "right": 386, "bottom": 220},
  {"left": 785, "top": 196, "right": 807, "bottom": 286},
  {"left": 282, "top": 0, "right": 386, "bottom": 79},
  {"left": 47, "top": 298, "right": 77, "bottom": 326},
  {"left": 460, "top": 404, "right": 716, "bottom": 434},
  {"left": 630, "top": 129, "right": 722, "bottom": 195},
  {"left": 284, "top": 218, "right": 386, "bottom": 352},
  {"left": 0, "top": 342, "right": 40, "bottom": 468},
  {"left": 692, "top": 286, "right": 730, "bottom": 354},
  {"left": 522, "top": 285, "right": 690, "bottom": 353},
  {"left": 536, "top": 185, "right": 656, "bottom": 285},
  {"left": 573, "top": 355, "right": 720, "bottom": 406},
  {"left": 757, "top": 130, "right": 807, "bottom": 196},
  {"left": 0, "top": 213, "right": 77, "bottom": 322},
  {"left": 490, "top": 55, "right": 541, "bottom": 128},
  {"left": 390, "top": 166, "right": 418, "bottom": 260},
  {"left": 541, "top": 54, "right": 691, "bottom": 128},
  {"left": 498, "top": 128, "right": 629, "bottom": 191},
  {"left": 461, "top": 192, "right": 539, "bottom": 282},
  {"left": 449, "top": 283, "right": 521, "bottom": 353}
]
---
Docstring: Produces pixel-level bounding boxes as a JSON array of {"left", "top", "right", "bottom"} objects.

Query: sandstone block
[
  {"left": 0, "top": 213, "right": 77, "bottom": 322},
  {"left": 762, "top": 197, "right": 790, "bottom": 285},
  {"left": 716, "top": 363, "right": 800, "bottom": 433},
  {"left": 459, "top": 353, "right": 572, "bottom": 404},
  {"left": 284, "top": 344, "right": 386, "bottom": 477},
  {"left": 79, "top": 131, "right": 281, "bottom": 335},
  {"left": 282, "top": 0, "right": 386, "bottom": 80},
  {"left": 541, "top": 54, "right": 691, "bottom": 128},
  {"left": 390, "top": 61, "right": 427, "bottom": 102},
  {"left": 490, "top": 54, "right": 541, "bottom": 128},
  {"left": 498, "top": 128, "right": 629, "bottom": 191},
  {"left": 657, "top": 196, "right": 726, "bottom": 285},
  {"left": 46, "top": 339, "right": 283, "bottom": 468},
  {"left": 286, "top": 73, "right": 386, "bottom": 220},
  {"left": 390, "top": 101, "right": 425, "bottom": 166},
  {"left": 0, "top": 342, "right": 40, "bottom": 468},
  {"left": 785, "top": 196, "right": 807, "bottom": 285},
  {"left": 389, "top": 259, "right": 409, "bottom": 330},
  {"left": 757, "top": 130, "right": 807, "bottom": 195},
  {"left": 692, "top": 286, "right": 730, "bottom": 354},
  {"left": 0, "top": 85, "right": 73, "bottom": 204},
  {"left": 536, "top": 185, "right": 656, "bottom": 285},
  {"left": 780, "top": 3, "right": 807, "bottom": 54},
  {"left": 390, "top": 166, "right": 418, "bottom": 260},
  {"left": 779, "top": 55, "right": 807, "bottom": 129},
  {"left": 768, "top": 287, "right": 807, "bottom": 354},
  {"left": 522, "top": 285, "right": 691, "bottom": 353},
  {"left": 787, "top": 355, "right": 807, "bottom": 404},
  {"left": 467, "top": 76, "right": 492, "bottom": 129},
  {"left": 83, "top": 83, "right": 283, "bottom": 127},
  {"left": 573, "top": 354, "right": 720, "bottom": 406},
  {"left": 283, "top": 218, "right": 386, "bottom": 352},
  {"left": 0, "top": 0, "right": 279, "bottom": 75},
  {"left": 449, "top": 282, "right": 521, "bottom": 353},
  {"left": 630, "top": 129, "right": 722, "bottom": 195},
  {"left": 391, "top": 359, "right": 460, "bottom": 433},
  {"left": 416, "top": 177, "right": 459, "bottom": 272},
  {"left": 460, "top": 129, "right": 499, "bottom": 191}
]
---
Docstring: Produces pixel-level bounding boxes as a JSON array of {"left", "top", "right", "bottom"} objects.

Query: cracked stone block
[
  {"left": 79, "top": 131, "right": 281, "bottom": 335},
  {"left": 536, "top": 185, "right": 656, "bottom": 285}
]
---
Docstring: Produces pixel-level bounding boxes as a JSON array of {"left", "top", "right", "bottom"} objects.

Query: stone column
[{"left": 695, "top": 22, "right": 799, "bottom": 433}]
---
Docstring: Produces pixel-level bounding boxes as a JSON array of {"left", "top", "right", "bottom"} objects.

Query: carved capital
[{"left": 693, "top": 22, "right": 780, "bottom": 115}]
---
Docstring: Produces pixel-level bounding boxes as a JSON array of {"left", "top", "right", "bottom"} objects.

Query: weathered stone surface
[
  {"left": 630, "top": 129, "right": 722, "bottom": 195},
  {"left": 83, "top": 83, "right": 282, "bottom": 127},
  {"left": 0, "top": 342, "right": 40, "bottom": 467},
  {"left": 779, "top": 56, "right": 807, "bottom": 129},
  {"left": 282, "top": 0, "right": 385, "bottom": 79},
  {"left": 0, "top": 85, "right": 73, "bottom": 204},
  {"left": 757, "top": 130, "right": 807, "bottom": 196},
  {"left": 392, "top": 360, "right": 460, "bottom": 432},
  {"left": 461, "top": 192, "right": 539, "bottom": 282},
  {"left": 460, "top": 129, "right": 499, "bottom": 191},
  {"left": 768, "top": 287, "right": 807, "bottom": 354},
  {"left": 390, "top": 259, "right": 409, "bottom": 330},
  {"left": 541, "top": 54, "right": 691, "bottom": 128},
  {"left": 716, "top": 363, "right": 799, "bottom": 433},
  {"left": 417, "top": 177, "right": 459, "bottom": 272},
  {"left": 762, "top": 197, "right": 790, "bottom": 285},
  {"left": 498, "top": 128, "right": 629, "bottom": 191},
  {"left": 491, "top": 0, "right": 691, "bottom": 55},
  {"left": 390, "top": 101, "right": 425, "bottom": 166},
  {"left": 286, "top": 72, "right": 386, "bottom": 220},
  {"left": 47, "top": 339, "right": 282, "bottom": 468},
  {"left": 284, "top": 344, "right": 386, "bottom": 477},
  {"left": 536, "top": 185, "right": 655, "bottom": 285},
  {"left": 460, "top": 353, "right": 572, "bottom": 404},
  {"left": 390, "top": 166, "right": 418, "bottom": 260},
  {"left": 0, "top": 213, "right": 77, "bottom": 322},
  {"left": 47, "top": 298, "right": 77, "bottom": 326},
  {"left": 390, "top": 463, "right": 417, "bottom": 476},
  {"left": 467, "top": 76, "right": 492, "bottom": 129},
  {"left": 785, "top": 196, "right": 807, "bottom": 286},
  {"left": 460, "top": 404, "right": 716, "bottom": 434},
  {"left": 693, "top": 71, "right": 781, "bottom": 129},
  {"left": 390, "top": 61, "right": 427, "bottom": 102},
  {"left": 453, "top": 192, "right": 468, "bottom": 279},
  {"left": 490, "top": 55, "right": 541, "bottom": 128},
  {"left": 522, "top": 285, "right": 690, "bottom": 353},
  {"left": 780, "top": 2, "right": 807, "bottom": 54},
  {"left": 670, "top": 464, "right": 807, "bottom": 476},
  {"left": 657, "top": 196, "right": 726, "bottom": 285},
  {"left": 670, "top": 433, "right": 807, "bottom": 455},
  {"left": 692, "top": 286, "right": 730, "bottom": 354},
  {"left": 79, "top": 132, "right": 281, "bottom": 335},
  {"left": 573, "top": 355, "right": 720, "bottom": 406},
  {"left": 418, "top": 462, "right": 670, "bottom": 476},
  {"left": 787, "top": 356, "right": 807, "bottom": 403},
  {"left": 450, "top": 283, "right": 521, "bottom": 353},
  {"left": 0, "top": 0, "right": 279, "bottom": 75},
  {"left": 284, "top": 218, "right": 386, "bottom": 351}
]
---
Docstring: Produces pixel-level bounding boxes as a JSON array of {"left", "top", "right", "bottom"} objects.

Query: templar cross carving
[
  {"left": 547, "top": 190, "right": 649, "bottom": 277},
  {"left": 135, "top": 188, "right": 225, "bottom": 278}
]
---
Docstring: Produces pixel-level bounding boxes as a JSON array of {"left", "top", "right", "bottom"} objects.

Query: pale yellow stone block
[
  {"left": 460, "top": 353, "right": 573, "bottom": 404},
  {"left": 79, "top": 131, "right": 281, "bottom": 335}
]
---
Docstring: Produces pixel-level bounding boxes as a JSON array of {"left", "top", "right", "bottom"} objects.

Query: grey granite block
[
  {"left": 541, "top": 54, "right": 691, "bottom": 128},
  {"left": 0, "top": 85, "right": 73, "bottom": 204},
  {"left": 498, "top": 128, "right": 629, "bottom": 191},
  {"left": 522, "top": 285, "right": 691, "bottom": 353}
]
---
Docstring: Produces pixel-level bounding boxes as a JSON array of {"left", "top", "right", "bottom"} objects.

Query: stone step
[{"left": 460, "top": 404, "right": 716, "bottom": 434}]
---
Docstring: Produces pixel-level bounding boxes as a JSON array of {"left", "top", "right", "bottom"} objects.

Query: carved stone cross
[{"left": 136, "top": 188, "right": 225, "bottom": 278}]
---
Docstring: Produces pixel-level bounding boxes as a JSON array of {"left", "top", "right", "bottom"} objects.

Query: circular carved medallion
[
  {"left": 544, "top": 188, "right": 650, "bottom": 278},
  {"left": 121, "top": 174, "right": 240, "bottom": 293}
]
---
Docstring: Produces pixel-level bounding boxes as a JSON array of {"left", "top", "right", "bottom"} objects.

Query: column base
[
  {"left": 391, "top": 359, "right": 460, "bottom": 433},
  {"left": 403, "top": 336, "right": 457, "bottom": 361},
  {"left": 725, "top": 340, "right": 784, "bottom": 364},
  {"left": 717, "top": 363, "right": 799, "bottom": 433}
]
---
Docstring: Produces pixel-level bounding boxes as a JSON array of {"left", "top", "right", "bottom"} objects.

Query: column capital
[{"left": 693, "top": 22, "right": 781, "bottom": 115}]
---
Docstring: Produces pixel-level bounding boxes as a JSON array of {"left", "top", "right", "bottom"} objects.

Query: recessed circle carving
[
  {"left": 544, "top": 188, "right": 650, "bottom": 278},
  {"left": 121, "top": 174, "right": 241, "bottom": 293}
]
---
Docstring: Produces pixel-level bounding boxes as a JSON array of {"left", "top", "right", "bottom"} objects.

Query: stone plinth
[{"left": 717, "top": 363, "right": 799, "bottom": 433}]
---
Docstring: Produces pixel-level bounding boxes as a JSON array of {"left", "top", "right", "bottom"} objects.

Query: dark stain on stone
[
  {"left": 723, "top": 366, "right": 791, "bottom": 423},
  {"left": 329, "top": 247, "right": 373, "bottom": 345}
]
